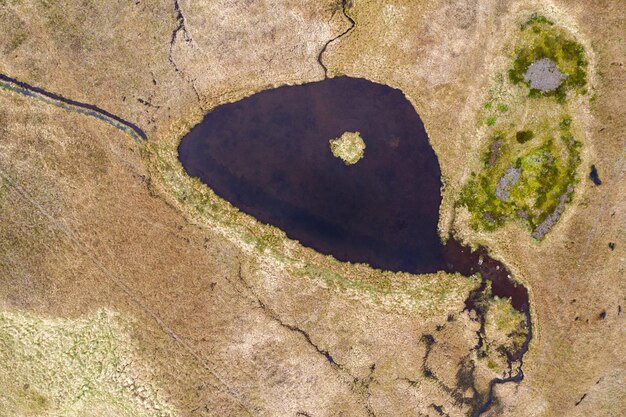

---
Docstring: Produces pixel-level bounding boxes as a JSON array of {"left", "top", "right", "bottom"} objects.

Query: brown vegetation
[{"left": 0, "top": 0, "right": 624, "bottom": 416}]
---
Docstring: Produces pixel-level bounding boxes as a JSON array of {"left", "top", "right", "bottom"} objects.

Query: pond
[{"left": 179, "top": 77, "right": 445, "bottom": 273}]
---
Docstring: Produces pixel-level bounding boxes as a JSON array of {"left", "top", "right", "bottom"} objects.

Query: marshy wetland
[
  {"left": 178, "top": 75, "right": 531, "bottom": 414},
  {"left": 0, "top": 11, "right": 592, "bottom": 416}
]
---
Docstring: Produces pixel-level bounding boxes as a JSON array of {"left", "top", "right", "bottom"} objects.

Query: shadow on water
[{"left": 178, "top": 76, "right": 531, "bottom": 415}]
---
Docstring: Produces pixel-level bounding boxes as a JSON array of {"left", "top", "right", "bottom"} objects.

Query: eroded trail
[{"left": 0, "top": 74, "right": 146, "bottom": 142}]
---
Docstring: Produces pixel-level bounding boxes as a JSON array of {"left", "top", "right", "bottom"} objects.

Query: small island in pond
[{"left": 329, "top": 131, "right": 366, "bottom": 165}]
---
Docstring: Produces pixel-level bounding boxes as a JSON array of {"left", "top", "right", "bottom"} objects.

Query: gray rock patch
[
  {"left": 495, "top": 167, "right": 522, "bottom": 202},
  {"left": 531, "top": 185, "right": 575, "bottom": 239},
  {"left": 488, "top": 138, "right": 503, "bottom": 166},
  {"left": 523, "top": 58, "right": 567, "bottom": 91}
]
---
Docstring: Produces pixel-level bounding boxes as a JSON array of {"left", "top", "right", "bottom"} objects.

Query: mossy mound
[
  {"left": 460, "top": 119, "right": 580, "bottom": 235},
  {"left": 329, "top": 131, "right": 366, "bottom": 165},
  {"left": 467, "top": 282, "right": 529, "bottom": 375},
  {"left": 509, "top": 14, "right": 588, "bottom": 102},
  {"left": 483, "top": 295, "right": 528, "bottom": 368}
]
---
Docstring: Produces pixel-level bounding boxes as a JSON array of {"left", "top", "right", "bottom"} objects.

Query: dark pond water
[
  {"left": 180, "top": 77, "right": 445, "bottom": 272},
  {"left": 178, "top": 76, "right": 529, "bottom": 311},
  {"left": 178, "top": 76, "right": 532, "bottom": 415}
]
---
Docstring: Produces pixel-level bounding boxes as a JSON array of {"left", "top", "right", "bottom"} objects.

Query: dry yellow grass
[{"left": 0, "top": 0, "right": 624, "bottom": 416}]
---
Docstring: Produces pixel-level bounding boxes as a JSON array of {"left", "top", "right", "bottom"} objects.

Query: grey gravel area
[
  {"left": 523, "top": 58, "right": 567, "bottom": 91},
  {"left": 495, "top": 167, "right": 522, "bottom": 201},
  {"left": 532, "top": 185, "right": 575, "bottom": 239},
  {"left": 483, "top": 212, "right": 496, "bottom": 223},
  {"left": 488, "top": 139, "right": 504, "bottom": 166}
]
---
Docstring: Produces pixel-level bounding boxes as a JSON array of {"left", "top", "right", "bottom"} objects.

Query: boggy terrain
[{"left": 0, "top": 0, "right": 624, "bottom": 416}]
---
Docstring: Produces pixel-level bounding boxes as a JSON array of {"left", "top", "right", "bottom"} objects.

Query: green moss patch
[
  {"left": 460, "top": 120, "right": 580, "bottom": 235},
  {"left": 484, "top": 296, "right": 528, "bottom": 358},
  {"left": 515, "top": 130, "right": 534, "bottom": 144},
  {"left": 520, "top": 13, "right": 554, "bottom": 30},
  {"left": 458, "top": 14, "right": 586, "bottom": 239},
  {"left": 509, "top": 18, "right": 587, "bottom": 102}
]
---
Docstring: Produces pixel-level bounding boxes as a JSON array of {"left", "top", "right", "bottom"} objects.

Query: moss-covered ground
[
  {"left": 329, "top": 131, "right": 366, "bottom": 165},
  {"left": 458, "top": 15, "right": 586, "bottom": 239},
  {"left": 510, "top": 13, "right": 588, "bottom": 102}
]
